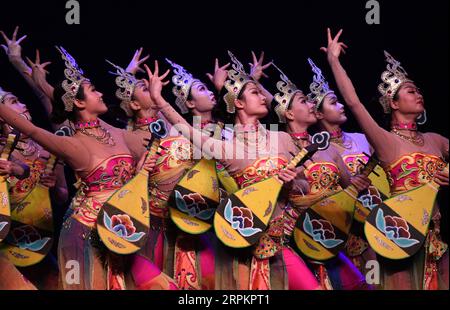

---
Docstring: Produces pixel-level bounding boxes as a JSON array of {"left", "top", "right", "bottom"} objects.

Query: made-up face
[
  {"left": 236, "top": 82, "right": 268, "bottom": 119},
  {"left": 286, "top": 92, "right": 317, "bottom": 126},
  {"left": 0, "top": 93, "right": 31, "bottom": 136},
  {"left": 316, "top": 93, "right": 347, "bottom": 125},
  {"left": 186, "top": 81, "right": 216, "bottom": 113},
  {"left": 1, "top": 93, "right": 31, "bottom": 120},
  {"left": 74, "top": 81, "right": 108, "bottom": 115},
  {"left": 130, "top": 79, "right": 155, "bottom": 111},
  {"left": 390, "top": 82, "right": 425, "bottom": 115}
]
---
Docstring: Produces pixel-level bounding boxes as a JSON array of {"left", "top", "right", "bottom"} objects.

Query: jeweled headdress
[
  {"left": 56, "top": 46, "right": 89, "bottom": 112},
  {"left": 223, "top": 51, "right": 255, "bottom": 114},
  {"left": 0, "top": 86, "right": 12, "bottom": 103},
  {"left": 307, "top": 58, "right": 334, "bottom": 110},
  {"left": 272, "top": 63, "right": 304, "bottom": 123},
  {"left": 105, "top": 60, "right": 138, "bottom": 117},
  {"left": 165, "top": 58, "right": 200, "bottom": 114},
  {"left": 378, "top": 51, "right": 413, "bottom": 114}
]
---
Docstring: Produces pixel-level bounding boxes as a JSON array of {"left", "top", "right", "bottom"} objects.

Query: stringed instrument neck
[
  {"left": 140, "top": 137, "right": 162, "bottom": 177},
  {"left": 44, "top": 155, "right": 58, "bottom": 176},
  {"left": 287, "top": 148, "right": 309, "bottom": 170},
  {"left": 0, "top": 133, "right": 19, "bottom": 182}
]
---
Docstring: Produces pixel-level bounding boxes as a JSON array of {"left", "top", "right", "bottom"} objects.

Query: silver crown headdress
[
  {"left": 0, "top": 86, "right": 12, "bottom": 103},
  {"left": 165, "top": 58, "right": 200, "bottom": 114},
  {"left": 56, "top": 46, "right": 89, "bottom": 112},
  {"left": 106, "top": 60, "right": 138, "bottom": 117},
  {"left": 272, "top": 63, "right": 304, "bottom": 123},
  {"left": 223, "top": 51, "right": 255, "bottom": 114},
  {"left": 378, "top": 51, "right": 413, "bottom": 114},
  {"left": 307, "top": 58, "right": 334, "bottom": 110}
]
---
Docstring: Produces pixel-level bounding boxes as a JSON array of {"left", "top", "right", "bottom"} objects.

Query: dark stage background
[{"left": 0, "top": 0, "right": 449, "bottom": 243}]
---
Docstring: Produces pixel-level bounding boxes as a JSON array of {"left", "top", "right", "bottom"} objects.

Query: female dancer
[
  {"left": 144, "top": 52, "right": 322, "bottom": 290},
  {"left": 0, "top": 86, "right": 35, "bottom": 290},
  {"left": 271, "top": 63, "right": 371, "bottom": 290},
  {"left": 1, "top": 27, "right": 71, "bottom": 289},
  {"left": 0, "top": 27, "right": 57, "bottom": 128},
  {"left": 306, "top": 58, "right": 383, "bottom": 284},
  {"left": 322, "top": 28, "right": 448, "bottom": 289},
  {"left": 0, "top": 46, "right": 154, "bottom": 290},
  {"left": 108, "top": 49, "right": 250, "bottom": 289},
  {"left": 0, "top": 84, "right": 67, "bottom": 290}
]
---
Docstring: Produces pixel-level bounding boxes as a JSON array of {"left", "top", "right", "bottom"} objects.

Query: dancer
[
  {"left": 144, "top": 51, "right": 322, "bottom": 290},
  {"left": 0, "top": 46, "right": 153, "bottom": 290},
  {"left": 271, "top": 62, "right": 372, "bottom": 290},
  {"left": 322, "top": 28, "right": 448, "bottom": 289},
  {"left": 0, "top": 83, "right": 67, "bottom": 289},
  {"left": 306, "top": 58, "right": 385, "bottom": 285}
]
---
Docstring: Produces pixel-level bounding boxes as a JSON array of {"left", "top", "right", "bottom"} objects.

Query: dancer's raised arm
[
  {"left": 0, "top": 103, "right": 87, "bottom": 168},
  {"left": 146, "top": 61, "right": 227, "bottom": 160},
  {"left": 321, "top": 28, "right": 392, "bottom": 159},
  {"left": 1, "top": 27, "right": 53, "bottom": 116}
]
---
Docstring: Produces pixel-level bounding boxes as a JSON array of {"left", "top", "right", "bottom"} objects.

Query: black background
[
  {"left": 0, "top": 0, "right": 449, "bottom": 300},
  {"left": 1, "top": 0, "right": 448, "bottom": 135}
]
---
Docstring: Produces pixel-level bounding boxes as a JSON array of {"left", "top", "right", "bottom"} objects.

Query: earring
[{"left": 417, "top": 109, "right": 427, "bottom": 125}]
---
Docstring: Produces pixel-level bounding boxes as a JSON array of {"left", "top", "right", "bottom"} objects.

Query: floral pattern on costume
[
  {"left": 342, "top": 154, "right": 369, "bottom": 176},
  {"left": 71, "top": 155, "right": 134, "bottom": 228},
  {"left": 386, "top": 152, "right": 446, "bottom": 195},
  {"left": 232, "top": 157, "right": 288, "bottom": 188},
  {"left": 8, "top": 159, "right": 46, "bottom": 205},
  {"left": 304, "top": 162, "right": 341, "bottom": 197}
]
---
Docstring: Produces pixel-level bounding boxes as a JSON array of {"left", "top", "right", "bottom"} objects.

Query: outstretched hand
[
  {"left": 24, "top": 49, "right": 54, "bottom": 99},
  {"left": 0, "top": 26, "right": 27, "bottom": 58},
  {"left": 126, "top": 47, "right": 150, "bottom": 75},
  {"left": 249, "top": 51, "right": 272, "bottom": 81},
  {"left": 320, "top": 28, "right": 348, "bottom": 61},
  {"left": 144, "top": 60, "right": 170, "bottom": 109},
  {"left": 206, "top": 58, "right": 230, "bottom": 92}
]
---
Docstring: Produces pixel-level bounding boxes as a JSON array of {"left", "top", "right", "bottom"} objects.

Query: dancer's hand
[
  {"left": 0, "top": 26, "right": 27, "bottom": 58},
  {"left": 23, "top": 49, "right": 54, "bottom": 99},
  {"left": 435, "top": 169, "right": 449, "bottom": 187},
  {"left": 278, "top": 166, "right": 298, "bottom": 184},
  {"left": 24, "top": 49, "right": 51, "bottom": 80},
  {"left": 126, "top": 47, "right": 149, "bottom": 75},
  {"left": 0, "top": 159, "right": 16, "bottom": 176},
  {"left": 142, "top": 157, "right": 157, "bottom": 173},
  {"left": 145, "top": 61, "right": 170, "bottom": 109},
  {"left": 40, "top": 172, "right": 57, "bottom": 188},
  {"left": 350, "top": 175, "right": 372, "bottom": 192},
  {"left": 206, "top": 58, "right": 230, "bottom": 92},
  {"left": 320, "top": 28, "right": 348, "bottom": 62},
  {"left": 137, "top": 152, "right": 157, "bottom": 173},
  {"left": 249, "top": 51, "right": 271, "bottom": 81}
]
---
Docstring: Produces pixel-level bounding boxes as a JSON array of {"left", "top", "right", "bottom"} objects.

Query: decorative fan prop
[
  {"left": 97, "top": 119, "right": 168, "bottom": 255},
  {"left": 214, "top": 132, "right": 331, "bottom": 248},
  {"left": 365, "top": 164, "right": 449, "bottom": 260}
]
